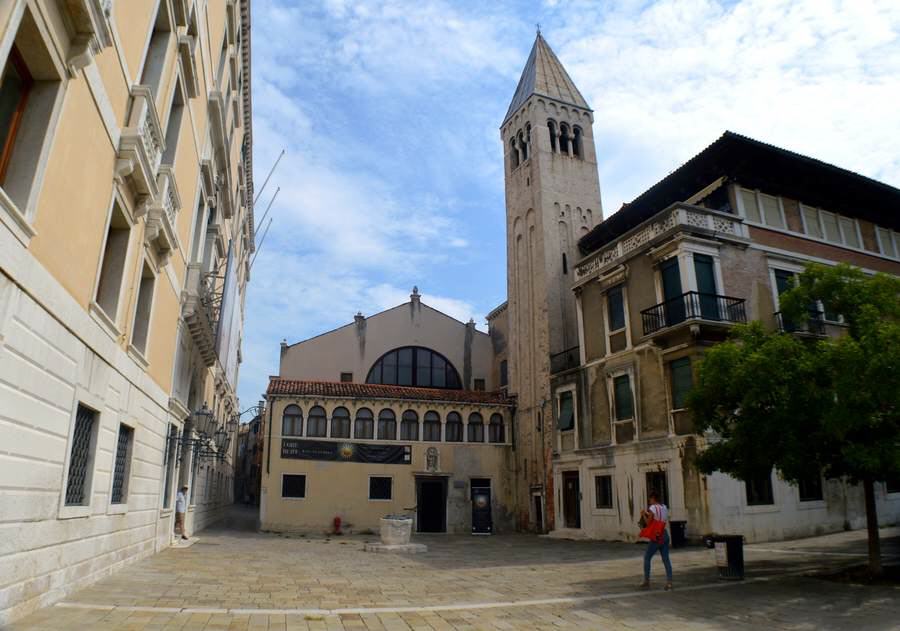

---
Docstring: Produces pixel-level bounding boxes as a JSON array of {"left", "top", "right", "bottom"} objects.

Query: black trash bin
[
  {"left": 669, "top": 521, "right": 687, "bottom": 548},
  {"left": 712, "top": 535, "right": 744, "bottom": 580}
]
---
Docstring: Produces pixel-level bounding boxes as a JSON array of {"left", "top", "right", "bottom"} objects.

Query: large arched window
[
  {"left": 547, "top": 119, "right": 558, "bottom": 153},
  {"left": 377, "top": 409, "right": 396, "bottom": 440},
  {"left": 331, "top": 407, "right": 350, "bottom": 439},
  {"left": 400, "top": 410, "right": 419, "bottom": 441},
  {"left": 467, "top": 412, "right": 484, "bottom": 443},
  {"left": 307, "top": 406, "right": 327, "bottom": 437},
  {"left": 489, "top": 413, "right": 505, "bottom": 443},
  {"left": 445, "top": 412, "right": 463, "bottom": 442},
  {"left": 573, "top": 126, "right": 583, "bottom": 159},
  {"left": 559, "top": 123, "right": 571, "bottom": 154},
  {"left": 355, "top": 407, "right": 374, "bottom": 439},
  {"left": 423, "top": 411, "right": 441, "bottom": 442},
  {"left": 282, "top": 405, "right": 302, "bottom": 437},
  {"left": 367, "top": 347, "right": 462, "bottom": 389}
]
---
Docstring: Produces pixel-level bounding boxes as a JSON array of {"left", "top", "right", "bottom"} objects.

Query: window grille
[
  {"left": 65, "top": 405, "right": 96, "bottom": 506},
  {"left": 111, "top": 424, "right": 133, "bottom": 504}
]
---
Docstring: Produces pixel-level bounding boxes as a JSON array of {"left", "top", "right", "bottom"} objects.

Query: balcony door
[
  {"left": 661, "top": 258, "right": 684, "bottom": 326},
  {"left": 694, "top": 254, "right": 719, "bottom": 320}
]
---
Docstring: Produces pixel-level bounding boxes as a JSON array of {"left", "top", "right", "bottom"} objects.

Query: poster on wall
[{"left": 281, "top": 439, "right": 412, "bottom": 465}]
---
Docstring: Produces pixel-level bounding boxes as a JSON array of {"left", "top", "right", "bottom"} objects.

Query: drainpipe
[{"left": 265, "top": 396, "right": 273, "bottom": 474}]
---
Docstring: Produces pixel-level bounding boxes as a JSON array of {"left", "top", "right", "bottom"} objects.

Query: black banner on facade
[{"left": 281, "top": 439, "right": 412, "bottom": 465}]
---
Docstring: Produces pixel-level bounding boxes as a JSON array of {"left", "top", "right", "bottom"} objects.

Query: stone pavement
[{"left": 7, "top": 515, "right": 900, "bottom": 631}]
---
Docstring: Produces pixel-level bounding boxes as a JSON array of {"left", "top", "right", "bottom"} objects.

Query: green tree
[{"left": 688, "top": 263, "right": 900, "bottom": 575}]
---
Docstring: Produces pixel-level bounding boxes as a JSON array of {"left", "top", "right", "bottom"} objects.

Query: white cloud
[{"left": 544, "top": 0, "right": 900, "bottom": 215}]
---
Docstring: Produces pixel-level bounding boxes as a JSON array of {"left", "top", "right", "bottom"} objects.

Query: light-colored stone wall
[
  {"left": 260, "top": 397, "right": 515, "bottom": 534},
  {"left": 0, "top": 1, "right": 252, "bottom": 624},
  {"left": 280, "top": 299, "right": 495, "bottom": 390}
]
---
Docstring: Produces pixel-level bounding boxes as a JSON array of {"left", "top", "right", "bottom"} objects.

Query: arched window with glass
[
  {"left": 423, "top": 411, "right": 441, "bottom": 442},
  {"left": 445, "top": 412, "right": 463, "bottom": 442},
  {"left": 281, "top": 405, "right": 302, "bottom": 437},
  {"left": 367, "top": 347, "right": 462, "bottom": 389},
  {"left": 307, "top": 406, "right": 327, "bottom": 437},
  {"left": 355, "top": 407, "right": 374, "bottom": 439},
  {"left": 489, "top": 413, "right": 505, "bottom": 443},
  {"left": 400, "top": 410, "right": 419, "bottom": 441},
  {"left": 331, "top": 406, "right": 350, "bottom": 439},
  {"left": 467, "top": 412, "right": 484, "bottom": 443},
  {"left": 377, "top": 409, "right": 396, "bottom": 440}
]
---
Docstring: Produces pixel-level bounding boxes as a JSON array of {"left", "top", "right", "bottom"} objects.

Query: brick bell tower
[{"left": 501, "top": 32, "right": 603, "bottom": 531}]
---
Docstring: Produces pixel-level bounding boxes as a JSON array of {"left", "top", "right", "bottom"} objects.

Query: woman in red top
[{"left": 639, "top": 491, "right": 673, "bottom": 590}]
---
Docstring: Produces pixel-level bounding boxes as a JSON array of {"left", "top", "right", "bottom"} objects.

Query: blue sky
[{"left": 240, "top": 0, "right": 900, "bottom": 406}]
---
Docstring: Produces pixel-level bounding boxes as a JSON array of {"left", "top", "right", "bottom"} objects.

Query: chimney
[
  {"left": 354, "top": 311, "right": 365, "bottom": 330},
  {"left": 280, "top": 339, "right": 288, "bottom": 356},
  {"left": 410, "top": 286, "right": 421, "bottom": 307}
]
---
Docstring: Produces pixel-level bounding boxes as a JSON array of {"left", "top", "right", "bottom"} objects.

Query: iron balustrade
[
  {"left": 774, "top": 310, "right": 826, "bottom": 336},
  {"left": 550, "top": 346, "right": 581, "bottom": 373},
  {"left": 641, "top": 291, "right": 747, "bottom": 335}
]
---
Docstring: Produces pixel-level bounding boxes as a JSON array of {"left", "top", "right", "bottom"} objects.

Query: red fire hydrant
[{"left": 333, "top": 516, "right": 342, "bottom": 535}]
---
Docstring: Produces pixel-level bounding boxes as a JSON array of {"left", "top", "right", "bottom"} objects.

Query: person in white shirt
[
  {"left": 175, "top": 486, "right": 188, "bottom": 540},
  {"left": 639, "top": 490, "right": 672, "bottom": 590}
]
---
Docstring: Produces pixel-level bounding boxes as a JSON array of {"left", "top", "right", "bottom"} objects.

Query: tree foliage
[{"left": 688, "top": 262, "right": 900, "bottom": 493}]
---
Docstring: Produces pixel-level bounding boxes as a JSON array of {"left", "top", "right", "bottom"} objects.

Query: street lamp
[
  {"left": 193, "top": 403, "right": 216, "bottom": 438},
  {"left": 214, "top": 426, "right": 228, "bottom": 452}
]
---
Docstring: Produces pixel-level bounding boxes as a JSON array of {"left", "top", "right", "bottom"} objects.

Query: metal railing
[
  {"left": 641, "top": 291, "right": 747, "bottom": 335},
  {"left": 774, "top": 310, "right": 826, "bottom": 336},
  {"left": 550, "top": 346, "right": 581, "bottom": 374}
]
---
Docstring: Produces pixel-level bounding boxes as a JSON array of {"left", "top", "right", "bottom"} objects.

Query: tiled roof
[
  {"left": 267, "top": 379, "right": 515, "bottom": 406},
  {"left": 504, "top": 33, "right": 590, "bottom": 125}
]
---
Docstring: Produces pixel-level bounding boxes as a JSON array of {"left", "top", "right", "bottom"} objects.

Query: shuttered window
[
  {"left": 669, "top": 357, "right": 693, "bottom": 410},
  {"left": 613, "top": 375, "right": 634, "bottom": 421}
]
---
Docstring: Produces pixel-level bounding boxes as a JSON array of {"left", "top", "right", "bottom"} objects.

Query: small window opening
[
  {"left": 509, "top": 137, "right": 519, "bottom": 169},
  {"left": 518, "top": 131, "right": 528, "bottom": 161},
  {"left": 562, "top": 252, "right": 568, "bottom": 275},
  {"left": 572, "top": 127, "right": 583, "bottom": 159},
  {"left": 559, "top": 123, "right": 570, "bottom": 154},
  {"left": 547, "top": 120, "right": 558, "bottom": 153}
]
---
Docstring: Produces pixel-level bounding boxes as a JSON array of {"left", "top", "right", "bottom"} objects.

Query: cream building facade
[
  {"left": 261, "top": 292, "right": 516, "bottom": 535},
  {"left": 0, "top": 0, "right": 253, "bottom": 624}
]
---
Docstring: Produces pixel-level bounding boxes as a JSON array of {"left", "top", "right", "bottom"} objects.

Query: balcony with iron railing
[
  {"left": 641, "top": 291, "right": 747, "bottom": 336},
  {"left": 550, "top": 346, "right": 580, "bottom": 374},
  {"left": 774, "top": 310, "right": 827, "bottom": 337}
]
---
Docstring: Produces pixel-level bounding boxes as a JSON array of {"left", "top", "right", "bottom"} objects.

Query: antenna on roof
[{"left": 536, "top": 23, "right": 541, "bottom": 35}]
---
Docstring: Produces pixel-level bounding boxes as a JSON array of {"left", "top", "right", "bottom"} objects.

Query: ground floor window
[
  {"left": 369, "top": 476, "right": 392, "bottom": 500},
  {"left": 746, "top": 475, "right": 774, "bottom": 506},
  {"left": 798, "top": 476, "right": 823, "bottom": 502},
  {"left": 884, "top": 477, "right": 900, "bottom": 494},
  {"left": 282, "top": 474, "right": 306, "bottom": 499},
  {"left": 594, "top": 474, "right": 613, "bottom": 509}
]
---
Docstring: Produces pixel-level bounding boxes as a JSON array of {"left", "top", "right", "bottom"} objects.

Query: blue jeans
[{"left": 644, "top": 530, "right": 673, "bottom": 581}]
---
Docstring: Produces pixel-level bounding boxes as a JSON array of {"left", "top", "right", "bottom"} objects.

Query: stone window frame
[
  {"left": 0, "top": 2, "right": 69, "bottom": 247},
  {"left": 875, "top": 226, "right": 899, "bottom": 260},
  {"left": 602, "top": 282, "right": 631, "bottom": 357},
  {"left": 554, "top": 384, "right": 578, "bottom": 453},
  {"left": 606, "top": 366, "right": 637, "bottom": 445},
  {"left": 367, "top": 475, "right": 393, "bottom": 502},
  {"left": 88, "top": 190, "right": 137, "bottom": 340},
  {"left": 126, "top": 255, "right": 159, "bottom": 369},
  {"left": 281, "top": 473, "right": 307, "bottom": 500},
  {"left": 590, "top": 468, "right": 616, "bottom": 515},
  {"left": 797, "top": 202, "right": 865, "bottom": 251},
  {"left": 735, "top": 186, "right": 788, "bottom": 230},
  {"left": 58, "top": 389, "right": 104, "bottom": 520},
  {"left": 106, "top": 420, "right": 136, "bottom": 515}
]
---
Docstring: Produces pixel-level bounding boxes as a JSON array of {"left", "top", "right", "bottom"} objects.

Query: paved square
[{"left": 8, "top": 512, "right": 900, "bottom": 630}]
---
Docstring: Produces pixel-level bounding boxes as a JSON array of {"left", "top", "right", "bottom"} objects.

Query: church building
[{"left": 259, "top": 33, "right": 900, "bottom": 543}]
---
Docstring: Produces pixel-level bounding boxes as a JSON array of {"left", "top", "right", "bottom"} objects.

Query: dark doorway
[
  {"left": 416, "top": 477, "right": 447, "bottom": 532},
  {"left": 646, "top": 470, "right": 669, "bottom": 507},
  {"left": 471, "top": 478, "right": 492, "bottom": 534},
  {"left": 562, "top": 471, "right": 581, "bottom": 528},
  {"left": 533, "top": 494, "right": 543, "bottom": 532}
]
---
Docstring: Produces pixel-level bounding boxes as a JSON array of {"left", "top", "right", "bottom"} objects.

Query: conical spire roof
[{"left": 503, "top": 33, "right": 590, "bottom": 125}]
